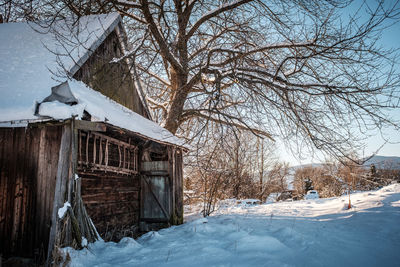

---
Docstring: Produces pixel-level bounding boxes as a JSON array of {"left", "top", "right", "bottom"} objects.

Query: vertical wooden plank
[
  {"left": 10, "top": 130, "right": 22, "bottom": 252},
  {"left": 43, "top": 128, "right": 52, "bottom": 249},
  {"left": 169, "top": 147, "right": 176, "bottom": 222},
  {"left": 127, "top": 139, "right": 131, "bottom": 170},
  {"left": 1, "top": 128, "right": 11, "bottom": 255},
  {"left": 175, "top": 149, "right": 183, "bottom": 223},
  {"left": 30, "top": 127, "right": 41, "bottom": 257},
  {"left": 133, "top": 148, "right": 137, "bottom": 172},
  {"left": 6, "top": 129, "right": 17, "bottom": 255},
  {"left": 19, "top": 129, "right": 30, "bottom": 255},
  {"left": 71, "top": 121, "right": 79, "bottom": 203},
  {"left": 140, "top": 176, "right": 144, "bottom": 220},
  {"left": 0, "top": 129, "right": 9, "bottom": 253},
  {"left": 44, "top": 126, "right": 63, "bottom": 254},
  {"left": 105, "top": 139, "right": 109, "bottom": 167},
  {"left": 36, "top": 127, "right": 47, "bottom": 253},
  {"left": 14, "top": 128, "right": 26, "bottom": 253},
  {"left": 123, "top": 146, "right": 126, "bottom": 169},
  {"left": 46, "top": 123, "right": 72, "bottom": 265},
  {"left": 86, "top": 132, "right": 90, "bottom": 164},
  {"left": 127, "top": 149, "right": 130, "bottom": 170},
  {"left": 99, "top": 137, "right": 103, "bottom": 166},
  {"left": 93, "top": 135, "right": 97, "bottom": 164},
  {"left": 79, "top": 130, "right": 82, "bottom": 168},
  {"left": 118, "top": 146, "right": 121, "bottom": 168},
  {"left": 25, "top": 127, "right": 39, "bottom": 257}
]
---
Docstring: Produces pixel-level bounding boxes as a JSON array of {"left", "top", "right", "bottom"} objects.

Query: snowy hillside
[
  {"left": 65, "top": 183, "right": 400, "bottom": 267},
  {"left": 290, "top": 155, "right": 400, "bottom": 170},
  {"left": 363, "top": 155, "right": 400, "bottom": 170}
]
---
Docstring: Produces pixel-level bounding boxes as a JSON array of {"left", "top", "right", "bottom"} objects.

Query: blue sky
[{"left": 280, "top": 1, "right": 400, "bottom": 166}]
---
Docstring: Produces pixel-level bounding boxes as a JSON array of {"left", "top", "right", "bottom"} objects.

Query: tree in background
[
  {"left": 260, "top": 162, "right": 290, "bottom": 200},
  {"left": 294, "top": 161, "right": 350, "bottom": 199},
  {"left": 185, "top": 126, "right": 286, "bottom": 215},
  {"left": 0, "top": 0, "right": 41, "bottom": 22},
  {"left": 293, "top": 166, "right": 318, "bottom": 196},
  {"left": 373, "top": 161, "right": 400, "bottom": 186},
  {"left": 294, "top": 156, "right": 400, "bottom": 200}
]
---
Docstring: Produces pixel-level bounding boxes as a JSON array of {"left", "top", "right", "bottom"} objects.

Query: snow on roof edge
[
  {"left": 103, "top": 121, "right": 188, "bottom": 150},
  {"left": 68, "top": 13, "right": 122, "bottom": 76},
  {"left": 46, "top": 79, "right": 187, "bottom": 149},
  {"left": 0, "top": 116, "right": 188, "bottom": 149}
]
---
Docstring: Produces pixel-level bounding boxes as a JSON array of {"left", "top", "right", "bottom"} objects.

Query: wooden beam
[
  {"left": 75, "top": 120, "right": 106, "bottom": 132},
  {"left": 77, "top": 162, "right": 138, "bottom": 175},
  {"left": 46, "top": 123, "right": 72, "bottom": 266}
]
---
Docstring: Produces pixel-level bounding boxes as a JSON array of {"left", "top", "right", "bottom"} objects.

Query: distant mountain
[
  {"left": 290, "top": 155, "right": 400, "bottom": 170},
  {"left": 290, "top": 163, "right": 322, "bottom": 170},
  {"left": 363, "top": 155, "right": 400, "bottom": 170}
]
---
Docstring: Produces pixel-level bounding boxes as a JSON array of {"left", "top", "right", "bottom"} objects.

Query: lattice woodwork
[{"left": 77, "top": 131, "right": 138, "bottom": 175}]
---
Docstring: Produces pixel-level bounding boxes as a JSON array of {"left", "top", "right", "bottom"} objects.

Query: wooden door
[{"left": 141, "top": 175, "right": 170, "bottom": 222}]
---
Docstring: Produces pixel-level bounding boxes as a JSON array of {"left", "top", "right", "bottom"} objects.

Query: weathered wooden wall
[
  {"left": 79, "top": 171, "right": 140, "bottom": 241},
  {"left": 0, "top": 125, "right": 62, "bottom": 260},
  {"left": 73, "top": 26, "right": 150, "bottom": 119}
]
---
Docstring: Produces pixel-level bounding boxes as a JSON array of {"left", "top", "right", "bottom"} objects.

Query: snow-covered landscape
[
  {"left": 2, "top": 2, "right": 400, "bottom": 266},
  {"left": 65, "top": 183, "right": 400, "bottom": 267}
]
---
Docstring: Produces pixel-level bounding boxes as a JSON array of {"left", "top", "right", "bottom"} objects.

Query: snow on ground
[{"left": 65, "top": 183, "right": 400, "bottom": 267}]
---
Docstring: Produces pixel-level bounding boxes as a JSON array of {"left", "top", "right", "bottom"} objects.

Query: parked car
[
  {"left": 305, "top": 190, "right": 319, "bottom": 200},
  {"left": 277, "top": 190, "right": 293, "bottom": 202},
  {"left": 237, "top": 199, "right": 261, "bottom": 205}
]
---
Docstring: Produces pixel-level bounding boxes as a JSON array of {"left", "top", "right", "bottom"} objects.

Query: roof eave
[{"left": 68, "top": 14, "right": 122, "bottom": 77}]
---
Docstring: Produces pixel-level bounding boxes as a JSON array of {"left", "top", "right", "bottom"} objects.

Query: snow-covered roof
[
  {"left": 39, "top": 79, "right": 184, "bottom": 146},
  {"left": 0, "top": 13, "right": 185, "bottom": 147}
]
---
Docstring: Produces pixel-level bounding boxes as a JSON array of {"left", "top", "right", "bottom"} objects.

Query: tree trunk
[{"left": 164, "top": 67, "right": 189, "bottom": 134}]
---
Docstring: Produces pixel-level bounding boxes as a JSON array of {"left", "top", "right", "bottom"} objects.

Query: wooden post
[
  {"left": 93, "top": 135, "right": 97, "bottom": 164},
  {"left": 85, "top": 132, "right": 89, "bottom": 165},
  {"left": 72, "top": 121, "right": 98, "bottom": 244},
  {"left": 46, "top": 122, "right": 72, "bottom": 266},
  {"left": 123, "top": 146, "right": 126, "bottom": 169},
  {"left": 105, "top": 139, "right": 109, "bottom": 167},
  {"left": 78, "top": 131, "right": 82, "bottom": 168},
  {"left": 47, "top": 119, "right": 99, "bottom": 266},
  {"left": 175, "top": 149, "right": 183, "bottom": 224},
  {"left": 168, "top": 147, "right": 176, "bottom": 224},
  {"left": 118, "top": 146, "right": 122, "bottom": 168},
  {"left": 134, "top": 147, "right": 138, "bottom": 172},
  {"left": 127, "top": 139, "right": 131, "bottom": 170},
  {"left": 99, "top": 137, "right": 103, "bottom": 165}
]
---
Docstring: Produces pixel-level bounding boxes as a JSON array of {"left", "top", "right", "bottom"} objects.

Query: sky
[{"left": 279, "top": 1, "right": 400, "bottom": 166}]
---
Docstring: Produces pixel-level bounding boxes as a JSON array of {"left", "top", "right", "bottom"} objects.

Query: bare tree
[
  {"left": 185, "top": 125, "right": 279, "bottom": 215},
  {"left": 0, "top": 0, "right": 41, "bottom": 22},
  {"left": 8, "top": 0, "right": 400, "bottom": 160}
]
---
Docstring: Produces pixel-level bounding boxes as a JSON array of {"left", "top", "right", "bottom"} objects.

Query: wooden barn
[{"left": 0, "top": 13, "right": 185, "bottom": 265}]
